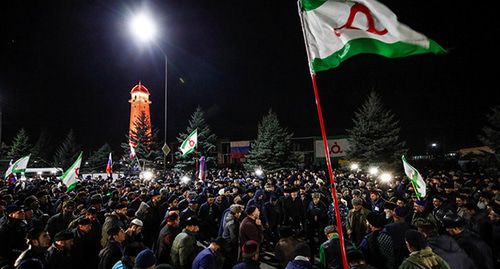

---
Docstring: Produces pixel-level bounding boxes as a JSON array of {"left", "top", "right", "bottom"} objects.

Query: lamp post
[{"left": 129, "top": 11, "right": 170, "bottom": 174}]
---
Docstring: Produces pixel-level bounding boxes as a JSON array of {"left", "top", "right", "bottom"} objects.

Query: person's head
[
  {"left": 114, "top": 203, "right": 128, "bottom": 216},
  {"left": 245, "top": 206, "right": 260, "bottom": 219},
  {"left": 5, "top": 204, "right": 25, "bottom": 220},
  {"left": 54, "top": 230, "right": 74, "bottom": 249},
  {"left": 184, "top": 217, "right": 200, "bottom": 233},
  {"left": 27, "top": 227, "right": 51, "bottom": 249},
  {"left": 62, "top": 200, "right": 75, "bottom": 215},
  {"left": 229, "top": 204, "right": 243, "bottom": 219},
  {"left": 324, "top": 225, "right": 337, "bottom": 238},
  {"left": 77, "top": 218, "right": 93, "bottom": 233},
  {"left": 312, "top": 193, "right": 321, "bottom": 204},
  {"left": 347, "top": 248, "right": 367, "bottom": 266},
  {"left": 166, "top": 212, "right": 180, "bottom": 227},
  {"left": 108, "top": 226, "right": 126, "bottom": 243},
  {"left": 129, "top": 219, "right": 144, "bottom": 235},
  {"left": 134, "top": 249, "right": 156, "bottom": 269},
  {"left": 370, "top": 190, "right": 380, "bottom": 202},
  {"left": 209, "top": 237, "right": 226, "bottom": 253},
  {"left": 366, "top": 212, "right": 385, "bottom": 231},
  {"left": 405, "top": 230, "right": 427, "bottom": 252},
  {"left": 352, "top": 198, "right": 363, "bottom": 211},
  {"left": 432, "top": 196, "right": 443, "bottom": 208},
  {"left": 442, "top": 214, "right": 465, "bottom": 236},
  {"left": 456, "top": 195, "right": 467, "bottom": 207},
  {"left": 352, "top": 189, "right": 361, "bottom": 198},
  {"left": 396, "top": 197, "right": 406, "bottom": 208},
  {"left": 122, "top": 243, "right": 145, "bottom": 266},
  {"left": 85, "top": 207, "right": 98, "bottom": 221},
  {"left": 293, "top": 242, "right": 311, "bottom": 260},
  {"left": 417, "top": 223, "right": 438, "bottom": 239},
  {"left": 488, "top": 205, "right": 500, "bottom": 222},
  {"left": 241, "top": 240, "right": 259, "bottom": 261},
  {"left": 188, "top": 200, "right": 198, "bottom": 210},
  {"left": 413, "top": 199, "right": 427, "bottom": 213},
  {"left": 290, "top": 188, "right": 299, "bottom": 199}
]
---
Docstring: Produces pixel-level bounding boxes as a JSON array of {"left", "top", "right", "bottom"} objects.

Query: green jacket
[
  {"left": 399, "top": 247, "right": 450, "bottom": 269},
  {"left": 170, "top": 229, "right": 198, "bottom": 269}
]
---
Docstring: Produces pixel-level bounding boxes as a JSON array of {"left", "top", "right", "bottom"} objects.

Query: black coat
[
  {"left": 46, "top": 244, "right": 73, "bottom": 269},
  {"left": 98, "top": 240, "right": 123, "bottom": 269},
  {"left": 427, "top": 234, "right": 476, "bottom": 269},
  {"left": 454, "top": 230, "right": 494, "bottom": 269},
  {"left": 0, "top": 217, "right": 28, "bottom": 264}
]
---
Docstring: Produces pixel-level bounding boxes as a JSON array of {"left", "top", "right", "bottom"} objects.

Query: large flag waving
[
  {"left": 60, "top": 152, "right": 83, "bottom": 192},
  {"left": 402, "top": 155, "right": 426, "bottom": 198},
  {"left": 180, "top": 129, "right": 198, "bottom": 157},
  {"left": 106, "top": 152, "right": 113, "bottom": 176},
  {"left": 4, "top": 155, "right": 31, "bottom": 179},
  {"left": 299, "top": 0, "right": 445, "bottom": 72}
]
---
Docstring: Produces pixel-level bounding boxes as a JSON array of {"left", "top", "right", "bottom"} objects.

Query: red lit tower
[{"left": 129, "top": 82, "right": 152, "bottom": 146}]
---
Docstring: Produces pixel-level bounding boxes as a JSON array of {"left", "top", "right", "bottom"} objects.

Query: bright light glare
[
  {"left": 350, "top": 163, "right": 359, "bottom": 171},
  {"left": 431, "top": 143, "right": 437, "bottom": 147},
  {"left": 369, "top": 167, "right": 379, "bottom": 176},
  {"left": 255, "top": 168, "right": 264, "bottom": 177},
  {"left": 141, "top": 171, "right": 154, "bottom": 181},
  {"left": 129, "top": 12, "right": 157, "bottom": 43},
  {"left": 181, "top": 175, "right": 191, "bottom": 184},
  {"left": 380, "top": 172, "right": 392, "bottom": 182}
]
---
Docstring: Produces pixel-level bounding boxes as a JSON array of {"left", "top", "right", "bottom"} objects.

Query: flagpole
[{"left": 297, "top": 2, "right": 349, "bottom": 268}]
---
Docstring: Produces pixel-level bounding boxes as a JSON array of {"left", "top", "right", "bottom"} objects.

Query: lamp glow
[
  {"left": 129, "top": 12, "right": 157, "bottom": 43},
  {"left": 369, "top": 167, "right": 379, "bottom": 176},
  {"left": 181, "top": 175, "right": 191, "bottom": 184},
  {"left": 141, "top": 171, "right": 154, "bottom": 181},
  {"left": 255, "top": 168, "right": 264, "bottom": 177},
  {"left": 379, "top": 172, "right": 392, "bottom": 183},
  {"left": 350, "top": 163, "right": 360, "bottom": 171}
]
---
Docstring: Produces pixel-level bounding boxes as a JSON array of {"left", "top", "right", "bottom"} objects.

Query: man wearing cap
[
  {"left": 443, "top": 214, "right": 494, "bottom": 269},
  {"left": 399, "top": 230, "right": 450, "bottom": 269},
  {"left": 99, "top": 226, "right": 126, "bottom": 269},
  {"left": 134, "top": 248, "right": 156, "bottom": 269},
  {"left": 14, "top": 227, "right": 51, "bottom": 267},
  {"left": 383, "top": 206, "right": 412, "bottom": 266},
  {"left": 124, "top": 218, "right": 144, "bottom": 247},
  {"left": 192, "top": 236, "right": 226, "bottom": 269},
  {"left": 101, "top": 203, "right": 128, "bottom": 248},
  {"left": 411, "top": 199, "right": 438, "bottom": 229},
  {"left": 221, "top": 204, "right": 243, "bottom": 267},
  {"left": 281, "top": 187, "right": 305, "bottom": 235},
  {"left": 171, "top": 216, "right": 201, "bottom": 269},
  {"left": 142, "top": 189, "right": 163, "bottom": 248},
  {"left": 233, "top": 240, "right": 260, "bottom": 269},
  {"left": 155, "top": 212, "right": 180, "bottom": 264},
  {"left": 238, "top": 206, "right": 263, "bottom": 260},
  {"left": 71, "top": 218, "right": 94, "bottom": 269},
  {"left": 46, "top": 200, "right": 75, "bottom": 240},
  {"left": 46, "top": 230, "right": 75, "bottom": 269},
  {"left": 319, "top": 225, "right": 354, "bottom": 269},
  {"left": 0, "top": 204, "right": 28, "bottom": 266},
  {"left": 359, "top": 212, "right": 394, "bottom": 269},
  {"left": 284, "top": 242, "right": 314, "bottom": 269},
  {"left": 199, "top": 193, "right": 222, "bottom": 241},
  {"left": 305, "top": 192, "right": 328, "bottom": 258},
  {"left": 180, "top": 200, "right": 199, "bottom": 228},
  {"left": 346, "top": 197, "right": 370, "bottom": 246}
]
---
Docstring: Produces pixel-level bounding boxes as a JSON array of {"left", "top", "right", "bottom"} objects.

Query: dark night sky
[{"left": 1, "top": 0, "right": 499, "bottom": 155}]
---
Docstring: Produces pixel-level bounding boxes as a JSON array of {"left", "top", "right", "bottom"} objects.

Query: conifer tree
[
  {"left": 175, "top": 106, "right": 217, "bottom": 170},
  {"left": 244, "top": 109, "right": 294, "bottom": 171},
  {"left": 7, "top": 128, "right": 32, "bottom": 160},
  {"left": 85, "top": 143, "right": 112, "bottom": 173},
  {"left": 478, "top": 105, "right": 500, "bottom": 173},
  {"left": 346, "top": 91, "right": 406, "bottom": 169},
  {"left": 54, "top": 129, "right": 81, "bottom": 169}
]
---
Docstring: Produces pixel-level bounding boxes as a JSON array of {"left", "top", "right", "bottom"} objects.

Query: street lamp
[{"left": 128, "top": 10, "right": 170, "bottom": 172}]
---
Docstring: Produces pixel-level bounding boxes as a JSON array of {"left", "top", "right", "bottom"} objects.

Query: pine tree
[
  {"left": 346, "top": 91, "right": 406, "bottom": 169},
  {"left": 244, "top": 109, "right": 294, "bottom": 171},
  {"left": 54, "top": 129, "right": 81, "bottom": 169},
  {"left": 175, "top": 106, "right": 217, "bottom": 170},
  {"left": 7, "top": 128, "right": 32, "bottom": 160},
  {"left": 121, "top": 111, "right": 162, "bottom": 173},
  {"left": 85, "top": 143, "right": 112, "bottom": 173},
  {"left": 478, "top": 105, "right": 500, "bottom": 173},
  {"left": 31, "top": 129, "right": 53, "bottom": 168}
]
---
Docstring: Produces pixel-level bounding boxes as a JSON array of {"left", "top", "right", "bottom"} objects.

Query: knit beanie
[{"left": 134, "top": 249, "right": 156, "bottom": 268}]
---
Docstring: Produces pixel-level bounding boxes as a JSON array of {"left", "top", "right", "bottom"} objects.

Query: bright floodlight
[
  {"left": 181, "top": 175, "right": 191, "bottom": 184},
  {"left": 369, "top": 167, "right": 379, "bottom": 176},
  {"left": 141, "top": 171, "right": 154, "bottom": 181},
  {"left": 130, "top": 12, "right": 157, "bottom": 43},
  {"left": 380, "top": 172, "right": 392, "bottom": 183},
  {"left": 350, "top": 163, "right": 360, "bottom": 171},
  {"left": 255, "top": 168, "right": 264, "bottom": 177},
  {"left": 431, "top": 143, "right": 437, "bottom": 147}
]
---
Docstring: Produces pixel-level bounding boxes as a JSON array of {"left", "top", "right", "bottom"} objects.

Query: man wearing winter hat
[
  {"left": 238, "top": 206, "right": 263, "bottom": 260},
  {"left": 133, "top": 248, "right": 156, "bottom": 269},
  {"left": 233, "top": 240, "right": 260, "bottom": 269},
  {"left": 46, "top": 230, "right": 74, "bottom": 269},
  {"left": 284, "top": 242, "right": 313, "bottom": 269},
  {"left": 319, "top": 225, "right": 354, "bottom": 269},
  {"left": 399, "top": 230, "right": 450, "bottom": 269},
  {"left": 411, "top": 199, "right": 438, "bottom": 228},
  {"left": 171, "top": 216, "right": 201, "bottom": 269},
  {"left": 359, "top": 212, "right": 394, "bottom": 269},
  {"left": 155, "top": 212, "right": 180, "bottom": 264},
  {"left": 0, "top": 204, "right": 27, "bottom": 265},
  {"left": 15, "top": 227, "right": 51, "bottom": 267}
]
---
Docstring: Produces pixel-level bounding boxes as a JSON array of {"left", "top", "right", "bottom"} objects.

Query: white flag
[
  {"left": 4, "top": 155, "right": 30, "bottom": 178},
  {"left": 60, "top": 152, "right": 82, "bottom": 192},
  {"left": 402, "top": 155, "right": 426, "bottom": 198},
  {"left": 180, "top": 129, "right": 198, "bottom": 157}
]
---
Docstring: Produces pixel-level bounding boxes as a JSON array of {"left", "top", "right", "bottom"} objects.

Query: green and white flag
[
  {"left": 299, "top": 0, "right": 446, "bottom": 72},
  {"left": 402, "top": 155, "right": 426, "bottom": 198},
  {"left": 180, "top": 129, "right": 198, "bottom": 157},
  {"left": 60, "top": 152, "right": 83, "bottom": 192},
  {"left": 4, "top": 155, "right": 31, "bottom": 178}
]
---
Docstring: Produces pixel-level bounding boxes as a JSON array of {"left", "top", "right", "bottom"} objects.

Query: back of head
[
  {"left": 293, "top": 242, "right": 311, "bottom": 259},
  {"left": 405, "top": 230, "right": 427, "bottom": 251}
]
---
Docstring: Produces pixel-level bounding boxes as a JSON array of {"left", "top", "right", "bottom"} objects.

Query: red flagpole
[{"left": 310, "top": 74, "right": 349, "bottom": 269}]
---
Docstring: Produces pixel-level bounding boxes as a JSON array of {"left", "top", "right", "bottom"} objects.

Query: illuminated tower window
[{"left": 129, "top": 82, "right": 152, "bottom": 146}]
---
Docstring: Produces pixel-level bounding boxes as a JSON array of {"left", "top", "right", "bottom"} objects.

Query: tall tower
[{"left": 129, "top": 82, "right": 152, "bottom": 146}]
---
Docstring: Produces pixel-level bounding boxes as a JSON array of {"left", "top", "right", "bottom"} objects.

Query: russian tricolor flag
[
  {"left": 230, "top": 141, "right": 250, "bottom": 159},
  {"left": 106, "top": 153, "right": 113, "bottom": 176}
]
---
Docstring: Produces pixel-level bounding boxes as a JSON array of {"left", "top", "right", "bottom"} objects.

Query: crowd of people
[{"left": 0, "top": 167, "right": 499, "bottom": 269}]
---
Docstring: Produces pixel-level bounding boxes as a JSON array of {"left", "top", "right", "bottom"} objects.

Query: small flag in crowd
[
  {"left": 106, "top": 152, "right": 113, "bottom": 176},
  {"left": 60, "top": 152, "right": 83, "bottom": 192},
  {"left": 4, "top": 155, "right": 31, "bottom": 183},
  {"left": 129, "top": 144, "right": 136, "bottom": 159},
  {"left": 180, "top": 129, "right": 198, "bottom": 157},
  {"left": 198, "top": 156, "right": 206, "bottom": 181},
  {"left": 402, "top": 155, "right": 426, "bottom": 198},
  {"left": 299, "top": 0, "right": 445, "bottom": 72}
]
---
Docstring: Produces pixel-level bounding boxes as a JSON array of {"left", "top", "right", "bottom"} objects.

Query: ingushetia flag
[
  {"left": 4, "top": 155, "right": 31, "bottom": 184},
  {"left": 299, "top": 0, "right": 445, "bottom": 72},
  {"left": 60, "top": 152, "right": 83, "bottom": 192},
  {"left": 180, "top": 129, "right": 198, "bottom": 157},
  {"left": 402, "top": 155, "right": 426, "bottom": 198}
]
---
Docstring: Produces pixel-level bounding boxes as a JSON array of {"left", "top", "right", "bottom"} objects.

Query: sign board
[
  {"left": 162, "top": 143, "right": 171, "bottom": 156},
  {"left": 315, "top": 138, "right": 351, "bottom": 158}
]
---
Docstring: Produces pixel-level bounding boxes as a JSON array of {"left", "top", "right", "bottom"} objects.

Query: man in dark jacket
[
  {"left": 101, "top": 203, "right": 129, "bottom": 248},
  {"left": 46, "top": 200, "right": 75, "bottom": 240},
  {"left": 71, "top": 218, "right": 96, "bottom": 269},
  {"left": 155, "top": 212, "right": 180, "bottom": 264},
  {"left": 238, "top": 206, "right": 263, "bottom": 259},
  {"left": 383, "top": 207, "right": 413, "bottom": 266},
  {"left": 359, "top": 212, "right": 394, "bottom": 269},
  {"left": 46, "top": 230, "right": 74, "bottom": 269},
  {"left": 233, "top": 240, "right": 260, "bottom": 269},
  {"left": 14, "top": 227, "right": 51, "bottom": 267},
  {"left": 284, "top": 242, "right": 314, "bottom": 269},
  {"left": 222, "top": 204, "right": 242, "bottom": 268},
  {"left": 192, "top": 237, "right": 225, "bottom": 269},
  {"left": 98, "top": 226, "right": 126, "bottom": 269},
  {"left": 319, "top": 225, "right": 354, "bottom": 269},
  {"left": 0, "top": 204, "right": 28, "bottom": 266},
  {"left": 198, "top": 193, "right": 222, "bottom": 240}
]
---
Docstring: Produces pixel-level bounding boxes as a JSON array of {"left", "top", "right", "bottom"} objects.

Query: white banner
[{"left": 315, "top": 138, "right": 351, "bottom": 158}]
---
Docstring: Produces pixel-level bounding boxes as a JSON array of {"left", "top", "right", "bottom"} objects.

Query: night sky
[{"left": 1, "top": 0, "right": 499, "bottom": 155}]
